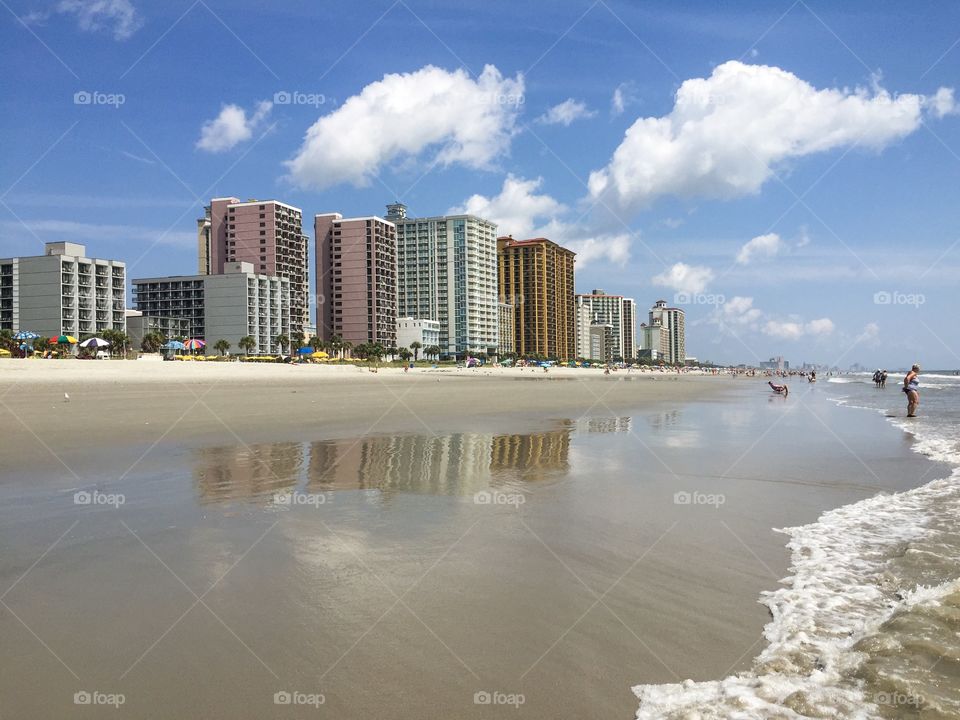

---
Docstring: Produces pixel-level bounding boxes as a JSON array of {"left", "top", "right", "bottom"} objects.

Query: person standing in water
[{"left": 903, "top": 364, "right": 920, "bottom": 417}]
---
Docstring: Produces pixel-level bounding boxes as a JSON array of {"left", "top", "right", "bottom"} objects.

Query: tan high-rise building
[
  {"left": 315, "top": 213, "right": 397, "bottom": 347},
  {"left": 200, "top": 197, "right": 309, "bottom": 337},
  {"left": 497, "top": 236, "right": 576, "bottom": 360}
]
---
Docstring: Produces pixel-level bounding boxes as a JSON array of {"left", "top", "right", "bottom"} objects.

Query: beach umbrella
[
  {"left": 161, "top": 340, "right": 185, "bottom": 350},
  {"left": 13, "top": 330, "right": 40, "bottom": 341},
  {"left": 49, "top": 335, "right": 78, "bottom": 344},
  {"left": 79, "top": 337, "right": 110, "bottom": 349},
  {"left": 183, "top": 339, "right": 205, "bottom": 351},
  {"left": 311, "top": 351, "right": 329, "bottom": 358},
  {"left": 296, "top": 346, "right": 314, "bottom": 355}
]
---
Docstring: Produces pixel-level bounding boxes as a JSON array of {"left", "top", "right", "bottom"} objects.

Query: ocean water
[{"left": 635, "top": 372, "right": 960, "bottom": 720}]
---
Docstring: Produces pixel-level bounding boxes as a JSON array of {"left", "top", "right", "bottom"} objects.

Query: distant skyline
[{"left": 1, "top": 0, "right": 958, "bottom": 367}]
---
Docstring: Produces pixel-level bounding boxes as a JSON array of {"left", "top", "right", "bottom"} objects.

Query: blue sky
[{"left": 1, "top": 0, "right": 958, "bottom": 368}]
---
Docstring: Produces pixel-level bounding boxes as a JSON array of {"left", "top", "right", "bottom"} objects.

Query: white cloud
[
  {"left": 51, "top": 0, "right": 143, "bottom": 40},
  {"left": 611, "top": 81, "right": 638, "bottom": 116},
  {"left": 588, "top": 60, "right": 954, "bottom": 213},
  {"left": 652, "top": 262, "right": 715, "bottom": 294},
  {"left": 286, "top": 64, "right": 524, "bottom": 190},
  {"left": 763, "top": 317, "right": 835, "bottom": 340},
  {"left": 736, "top": 232, "right": 784, "bottom": 264},
  {"left": 926, "top": 87, "right": 958, "bottom": 118},
  {"left": 855, "top": 322, "right": 880, "bottom": 345},
  {"left": 449, "top": 175, "right": 564, "bottom": 238},
  {"left": 196, "top": 101, "right": 272, "bottom": 153},
  {"left": 537, "top": 98, "right": 596, "bottom": 126},
  {"left": 450, "top": 176, "right": 629, "bottom": 267},
  {"left": 566, "top": 234, "right": 631, "bottom": 266},
  {"left": 721, "top": 296, "right": 763, "bottom": 327}
]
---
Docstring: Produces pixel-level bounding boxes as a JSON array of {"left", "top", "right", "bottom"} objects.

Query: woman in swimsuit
[{"left": 903, "top": 364, "right": 920, "bottom": 417}]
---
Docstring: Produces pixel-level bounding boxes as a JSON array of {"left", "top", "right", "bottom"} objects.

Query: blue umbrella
[
  {"left": 296, "top": 346, "right": 314, "bottom": 355},
  {"left": 161, "top": 340, "right": 185, "bottom": 350},
  {"left": 13, "top": 330, "right": 40, "bottom": 340}
]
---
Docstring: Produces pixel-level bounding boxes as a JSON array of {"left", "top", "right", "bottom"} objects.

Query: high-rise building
[
  {"left": 497, "top": 236, "right": 576, "bottom": 360},
  {"left": 200, "top": 197, "right": 309, "bottom": 336},
  {"left": 575, "top": 289, "right": 636, "bottom": 361},
  {"left": 648, "top": 300, "right": 685, "bottom": 364},
  {"left": 497, "top": 302, "right": 515, "bottom": 356},
  {"left": 0, "top": 242, "right": 125, "bottom": 337},
  {"left": 132, "top": 261, "right": 290, "bottom": 354},
  {"left": 637, "top": 320, "right": 668, "bottom": 362},
  {"left": 386, "top": 203, "right": 499, "bottom": 358},
  {"left": 315, "top": 213, "right": 397, "bottom": 348}
]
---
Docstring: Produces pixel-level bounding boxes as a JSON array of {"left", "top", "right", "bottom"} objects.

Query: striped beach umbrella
[
  {"left": 79, "top": 337, "right": 111, "bottom": 349},
  {"left": 183, "top": 339, "right": 206, "bottom": 351},
  {"left": 49, "top": 335, "right": 78, "bottom": 344}
]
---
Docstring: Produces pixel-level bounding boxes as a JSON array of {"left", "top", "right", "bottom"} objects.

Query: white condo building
[
  {"left": 575, "top": 290, "right": 636, "bottom": 361},
  {"left": 386, "top": 203, "right": 499, "bottom": 358},
  {"left": 647, "top": 300, "right": 685, "bottom": 364},
  {"left": 132, "top": 262, "right": 291, "bottom": 355},
  {"left": 396, "top": 317, "right": 441, "bottom": 357},
  {"left": 0, "top": 242, "right": 125, "bottom": 337}
]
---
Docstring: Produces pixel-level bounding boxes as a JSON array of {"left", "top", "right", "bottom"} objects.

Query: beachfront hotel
[
  {"left": 648, "top": 300, "right": 686, "bottom": 364},
  {"left": 497, "top": 302, "right": 515, "bottom": 356},
  {"left": 132, "top": 261, "right": 291, "bottom": 354},
  {"left": 497, "top": 236, "right": 577, "bottom": 360},
  {"left": 314, "top": 213, "right": 397, "bottom": 348},
  {"left": 386, "top": 203, "right": 499, "bottom": 359},
  {"left": 0, "top": 242, "right": 125, "bottom": 337},
  {"left": 125, "top": 310, "right": 191, "bottom": 348},
  {"left": 638, "top": 319, "right": 668, "bottom": 362},
  {"left": 198, "top": 197, "right": 309, "bottom": 336},
  {"left": 575, "top": 289, "right": 637, "bottom": 361},
  {"left": 396, "top": 317, "right": 440, "bottom": 356}
]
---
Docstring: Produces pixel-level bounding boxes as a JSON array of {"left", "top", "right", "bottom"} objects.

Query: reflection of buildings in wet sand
[
  {"left": 306, "top": 433, "right": 494, "bottom": 495},
  {"left": 489, "top": 428, "right": 570, "bottom": 481},
  {"left": 306, "top": 427, "right": 573, "bottom": 493},
  {"left": 646, "top": 410, "right": 682, "bottom": 432},
  {"left": 575, "top": 416, "right": 632, "bottom": 434},
  {"left": 194, "top": 442, "right": 304, "bottom": 502}
]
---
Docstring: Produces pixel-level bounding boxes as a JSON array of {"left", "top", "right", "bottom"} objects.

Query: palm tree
[
  {"left": 274, "top": 333, "right": 289, "bottom": 355},
  {"left": 330, "top": 334, "right": 344, "bottom": 359},
  {"left": 409, "top": 341, "right": 422, "bottom": 361},
  {"left": 238, "top": 335, "right": 256, "bottom": 356},
  {"left": 214, "top": 339, "right": 231, "bottom": 356},
  {"left": 341, "top": 340, "right": 353, "bottom": 359},
  {"left": 140, "top": 330, "right": 165, "bottom": 353},
  {"left": 309, "top": 335, "right": 323, "bottom": 352},
  {"left": 425, "top": 344, "right": 442, "bottom": 360},
  {"left": 398, "top": 348, "right": 412, "bottom": 361}
]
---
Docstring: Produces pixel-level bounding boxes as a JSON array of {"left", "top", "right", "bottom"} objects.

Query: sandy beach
[{"left": 0, "top": 361, "right": 948, "bottom": 719}]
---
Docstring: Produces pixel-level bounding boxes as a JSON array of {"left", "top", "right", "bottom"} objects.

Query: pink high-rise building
[
  {"left": 315, "top": 213, "right": 397, "bottom": 347},
  {"left": 200, "top": 197, "right": 309, "bottom": 335}
]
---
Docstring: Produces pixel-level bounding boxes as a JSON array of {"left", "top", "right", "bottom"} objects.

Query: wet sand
[{"left": 0, "top": 364, "right": 947, "bottom": 719}]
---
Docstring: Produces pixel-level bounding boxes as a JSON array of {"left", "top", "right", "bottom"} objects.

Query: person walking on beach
[
  {"left": 880, "top": 370, "right": 888, "bottom": 388},
  {"left": 903, "top": 364, "right": 920, "bottom": 417}
]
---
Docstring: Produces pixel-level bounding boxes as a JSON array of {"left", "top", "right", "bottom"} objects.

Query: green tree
[
  {"left": 238, "top": 335, "right": 256, "bottom": 356},
  {"left": 425, "top": 344, "right": 442, "bottom": 360},
  {"left": 309, "top": 335, "right": 324, "bottom": 352},
  {"left": 341, "top": 340, "right": 352, "bottom": 359},
  {"left": 274, "top": 333, "right": 289, "bottom": 354},
  {"left": 398, "top": 348, "right": 412, "bottom": 361},
  {"left": 0, "top": 329, "right": 15, "bottom": 352},
  {"left": 214, "top": 339, "right": 231, "bottom": 356},
  {"left": 409, "top": 341, "right": 422, "bottom": 361}
]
